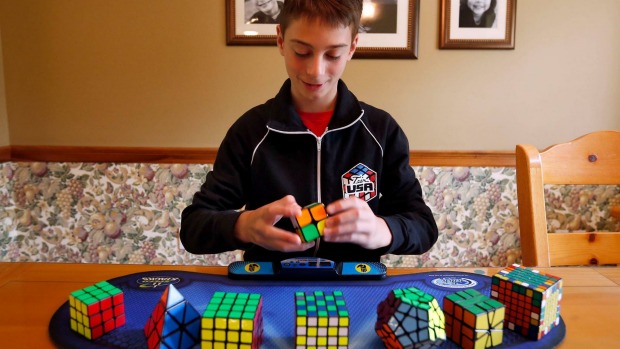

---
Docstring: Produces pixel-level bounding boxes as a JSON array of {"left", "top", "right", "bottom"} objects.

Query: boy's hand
[
  {"left": 323, "top": 197, "right": 392, "bottom": 250},
  {"left": 234, "top": 195, "right": 315, "bottom": 252}
]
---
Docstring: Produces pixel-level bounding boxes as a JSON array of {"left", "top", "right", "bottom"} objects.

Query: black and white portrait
[
  {"left": 360, "top": 0, "right": 398, "bottom": 34},
  {"left": 440, "top": 0, "right": 515, "bottom": 49},
  {"left": 459, "top": 0, "right": 498, "bottom": 28},
  {"left": 244, "top": 0, "right": 284, "bottom": 24}
]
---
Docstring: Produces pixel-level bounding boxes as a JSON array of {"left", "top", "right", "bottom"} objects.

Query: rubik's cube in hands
[{"left": 291, "top": 202, "right": 328, "bottom": 243}]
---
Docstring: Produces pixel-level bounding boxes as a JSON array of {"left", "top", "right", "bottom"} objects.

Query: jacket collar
[{"left": 267, "top": 79, "right": 363, "bottom": 133}]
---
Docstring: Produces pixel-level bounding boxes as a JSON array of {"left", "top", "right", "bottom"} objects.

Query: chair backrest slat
[
  {"left": 516, "top": 130, "right": 620, "bottom": 267},
  {"left": 541, "top": 131, "right": 620, "bottom": 184}
]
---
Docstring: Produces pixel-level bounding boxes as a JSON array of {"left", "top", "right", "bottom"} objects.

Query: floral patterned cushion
[{"left": 1, "top": 162, "right": 618, "bottom": 267}]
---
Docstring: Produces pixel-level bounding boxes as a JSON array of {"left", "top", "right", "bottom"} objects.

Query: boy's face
[{"left": 277, "top": 17, "right": 358, "bottom": 112}]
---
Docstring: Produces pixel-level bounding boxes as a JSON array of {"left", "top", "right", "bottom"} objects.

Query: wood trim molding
[
  {"left": 410, "top": 150, "right": 515, "bottom": 167},
  {"left": 5, "top": 146, "right": 515, "bottom": 167},
  {"left": 0, "top": 146, "right": 10, "bottom": 162},
  {"left": 10, "top": 146, "right": 219, "bottom": 164}
]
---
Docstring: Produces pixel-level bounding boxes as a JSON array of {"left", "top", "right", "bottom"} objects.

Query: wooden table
[{"left": 1, "top": 262, "right": 618, "bottom": 348}]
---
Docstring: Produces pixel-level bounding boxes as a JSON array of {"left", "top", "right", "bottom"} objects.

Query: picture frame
[
  {"left": 440, "top": 0, "right": 516, "bottom": 49},
  {"left": 226, "top": 0, "right": 420, "bottom": 59}
]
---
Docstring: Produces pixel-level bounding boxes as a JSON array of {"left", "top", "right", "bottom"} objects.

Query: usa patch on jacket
[{"left": 342, "top": 163, "right": 377, "bottom": 202}]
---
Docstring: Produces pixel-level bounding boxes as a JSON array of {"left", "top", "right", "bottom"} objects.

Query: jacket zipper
[
  {"left": 316, "top": 132, "right": 324, "bottom": 203},
  {"left": 314, "top": 133, "right": 324, "bottom": 257},
  {"left": 265, "top": 110, "right": 365, "bottom": 257},
  {"left": 265, "top": 110, "right": 365, "bottom": 200}
]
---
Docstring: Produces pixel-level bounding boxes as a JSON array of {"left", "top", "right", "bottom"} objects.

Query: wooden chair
[
  {"left": 516, "top": 130, "right": 620, "bottom": 267},
  {"left": 612, "top": 205, "right": 620, "bottom": 219}
]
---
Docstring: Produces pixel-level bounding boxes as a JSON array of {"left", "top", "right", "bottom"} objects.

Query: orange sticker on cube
[{"left": 291, "top": 203, "right": 328, "bottom": 243}]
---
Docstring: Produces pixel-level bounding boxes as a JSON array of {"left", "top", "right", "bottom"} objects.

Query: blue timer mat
[{"left": 49, "top": 270, "right": 565, "bottom": 348}]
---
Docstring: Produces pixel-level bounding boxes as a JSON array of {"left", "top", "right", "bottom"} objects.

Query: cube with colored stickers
[
  {"left": 69, "top": 281, "right": 126, "bottom": 340},
  {"left": 144, "top": 284, "right": 201, "bottom": 349},
  {"left": 444, "top": 289, "right": 505, "bottom": 349},
  {"left": 491, "top": 264, "right": 563, "bottom": 340},
  {"left": 376, "top": 287, "right": 446, "bottom": 349},
  {"left": 295, "top": 290, "right": 349, "bottom": 349},
  {"left": 201, "top": 292, "right": 263, "bottom": 349},
  {"left": 291, "top": 202, "right": 328, "bottom": 243}
]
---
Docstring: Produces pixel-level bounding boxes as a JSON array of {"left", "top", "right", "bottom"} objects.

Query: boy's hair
[{"left": 279, "top": 0, "right": 364, "bottom": 40}]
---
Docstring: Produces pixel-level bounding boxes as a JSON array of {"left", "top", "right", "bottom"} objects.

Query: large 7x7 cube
[{"left": 491, "top": 264, "right": 563, "bottom": 340}]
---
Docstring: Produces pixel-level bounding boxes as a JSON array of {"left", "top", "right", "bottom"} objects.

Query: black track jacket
[{"left": 180, "top": 80, "right": 438, "bottom": 262}]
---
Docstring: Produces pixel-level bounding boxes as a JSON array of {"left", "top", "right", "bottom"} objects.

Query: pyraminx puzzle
[
  {"left": 69, "top": 281, "right": 125, "bottom": 340},
  {"left": 144, "top": 284, "right": 201, "bottom": 349},
  {"left": 491, "top": 264, "right": 563, "bottom": 340}
]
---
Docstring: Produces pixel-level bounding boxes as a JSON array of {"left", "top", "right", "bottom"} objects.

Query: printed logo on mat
[
  {"left": 342, "top": 163, "right": 377, "bottom": 202},
  {"left": 136, "top": 276, "right": 181, "bottom": 288},
  {"left": 431, "top": 277, "right": 478, "bottom": 289}
]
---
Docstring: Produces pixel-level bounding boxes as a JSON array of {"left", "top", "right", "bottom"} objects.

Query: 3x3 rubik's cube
[
  {"left": 292, "top": 202, "right": 328, "bottom": 243},
  {"left": 68, "top": 281, "right": 126, "bottom": 340}
]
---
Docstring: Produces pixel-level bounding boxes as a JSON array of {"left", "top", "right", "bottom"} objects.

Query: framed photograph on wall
[
  {"left": 226, "top": 0, "right": 420, "bottom": 59},
  {"left": 225, "top": 0, "right": 279, "bottom": 45},
  {"left": 440, "top": 0, "right": 516, "bottom": 49}
]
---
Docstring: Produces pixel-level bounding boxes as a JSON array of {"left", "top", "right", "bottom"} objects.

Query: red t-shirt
[{"left": 298, "top": 110, "right": 333, "bottom": 137}]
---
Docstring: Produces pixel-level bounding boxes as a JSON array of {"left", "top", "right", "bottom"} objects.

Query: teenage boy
[{"left": 180, "top": 0, "right": 438, "bottom": 262}]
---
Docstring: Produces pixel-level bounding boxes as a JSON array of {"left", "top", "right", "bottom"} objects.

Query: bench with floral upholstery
[{"left": 1, "top": 161, "right": 618, "bottom": 267}]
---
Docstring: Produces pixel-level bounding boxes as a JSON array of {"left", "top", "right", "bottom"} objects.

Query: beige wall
[
  {"left": 0, "top": 0, "right": 618, "bottom": 151},
  {"left": 0, "top": 28, "right": 9, "bottom": 147}
]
